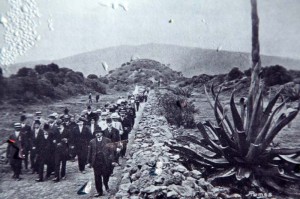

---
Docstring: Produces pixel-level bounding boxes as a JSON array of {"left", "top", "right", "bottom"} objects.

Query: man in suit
[
  {"left": 52, "top": 119, "right": 70, "bottom": 182},
  {"left": 103, "top": 118, "right": 122, "bottom": 163},
  {"left": 48, "top": 113, "right": 59, "bottom": 176},
  {"left": 103, "top": 118, "right": 121, "bottom": 143},
  {"left": 30, "top": 120, "right": 43, "bottom": 174},
  {"left": 86, "top": 106, "right": 98, "bottom": 126},
  {"left": 6, "top": 123, "right": 24, "bottom": 181},
  {"left": 120, "top": 112, "right": 132, "bottom": 158},
  {"left": 73, "top": 118, "right": 93, "bottom": 174},
  {"left": 20, "top": 115, "right": 31, "bottom": 170},
  {"left": 65, "top": 115, "right": 77, "bottom": 161},
  {"left": 88, "top": 130, "right": 117, "bottom": 197},
  {"left": 35, "top": 124, "right": 53, "bottom": 182},
  {"left": 135, "top": 95, "right": 140, "bottom": 111}
]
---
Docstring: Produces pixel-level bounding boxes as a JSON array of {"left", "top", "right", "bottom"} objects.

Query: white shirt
[
  {"left": 97, "top": 137, "right": 102, "bottom": 142},
  {"left": 15, "top": 131, "right": 20, "bottom": 138},
  {"left": 112, "top": 121, "right": 123, "bottom": 134},
  {"left": 98, "top": 120, "right": 108, "bottom": 130},
  {"left": 44, "top": 132, "right": 48, "bottom": 139},
  {"left": 34, "top": 129, "right": 39, "bottom": 138},
  {"left": 59, "top": 127, "right": 64, "bottom": 134},
  {"left": 79, "top": 125, "right": 83, "bottom": 133},
  {"left": 91, "top": 124, "right": 95, "bottom": 133},
  {"left": 21, "top": 123, "right": 25, "bottom": 128}
]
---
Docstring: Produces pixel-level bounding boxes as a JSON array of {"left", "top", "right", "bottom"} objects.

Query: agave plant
[
  {"left": 281, "top": 82, "right": 300, "bottom": 102},
  {"left": 166, "top": 0, "right": 300, "bottom": 195},
  {"left": 167, "top": 82, "right": 300, "bottom": 195}
]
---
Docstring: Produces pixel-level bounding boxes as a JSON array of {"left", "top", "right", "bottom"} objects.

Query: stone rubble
[{"left": 115, "top": 92, "right": 244, "bottom": 199}]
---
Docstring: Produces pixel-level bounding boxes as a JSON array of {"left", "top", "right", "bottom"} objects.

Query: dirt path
[{"left": 0, "top": 89, "right": 148, "bottom": 199}]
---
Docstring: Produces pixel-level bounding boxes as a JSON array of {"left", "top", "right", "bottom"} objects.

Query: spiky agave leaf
[
  {"left": 254, "top": 101, "right": 286, "bottom": 145},
  {"left": 262, "top": 108, "right": 299, "bottom": 151}
]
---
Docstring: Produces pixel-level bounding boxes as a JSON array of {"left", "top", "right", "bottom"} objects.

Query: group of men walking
[{"left": 6, "top": 90, "right": 148, "bottom": 197}]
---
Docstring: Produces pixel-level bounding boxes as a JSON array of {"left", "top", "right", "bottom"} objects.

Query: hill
[
  {"left": 106, "top": 59, "right": 183, "bottom": 91},
  {"left": 6, "top": 43, "right": 300, "bottom": 77}
]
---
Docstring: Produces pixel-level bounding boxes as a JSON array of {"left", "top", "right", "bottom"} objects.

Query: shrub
[
  {"left": 17, "top": 67, "right": 36, "bottom": 77},
  {"left": 227, "top": 67, "right": 244, "bottom": 81},
  {"left": 262, "top": 65, "right": 292, "bottom": 87},
  {"left": 87, "top": 74, "right": 98, "bottom": 79},
  {"left": 244, "top": 68, "right": 252, "bottom": 77},
  {"left": 158, "top": 92, "right": 196, "bottom": 128},
  {"left": 84, "top": 79, "right": 107, "bottom": 94}
]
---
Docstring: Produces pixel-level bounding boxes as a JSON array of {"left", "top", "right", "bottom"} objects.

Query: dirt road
[{"left": 0, "top": 89, "right": 147, "bottom": 199}]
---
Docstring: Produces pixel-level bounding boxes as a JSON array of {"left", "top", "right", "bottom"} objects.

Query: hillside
[
  {"left": 0, "top": 63, "right": 107, "bottom": 105},
  {"left": 106, "top": 59, "right": 183, "bottom": 91},
  {"left": 7, "top": 43, "right": 300, "bottom": 77}
]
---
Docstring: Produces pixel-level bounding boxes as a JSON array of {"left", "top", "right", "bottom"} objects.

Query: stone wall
[{"left": 115, "top": 92, "right": 242, "bottom": 199}]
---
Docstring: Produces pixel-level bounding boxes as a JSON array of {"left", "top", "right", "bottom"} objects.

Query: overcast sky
[{"left": 1, "top": 0, "right": 300, "bottom": 63}]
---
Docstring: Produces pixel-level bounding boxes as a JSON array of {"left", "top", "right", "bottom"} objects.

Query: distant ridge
[{"left": 6, "top": 43, "right": 300, "bottom": 77}]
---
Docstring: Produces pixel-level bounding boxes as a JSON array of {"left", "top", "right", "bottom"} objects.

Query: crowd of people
[{"left": 5, "top": 89, "right": 149, "bottom": 197}]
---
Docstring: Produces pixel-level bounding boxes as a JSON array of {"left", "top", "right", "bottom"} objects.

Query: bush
[
  {"left": 87, "top": 74, "right": 98, "bottom": 79},
  {"left": 227, "top": 67, "right": 244, "bottom": 81},
  {"left": 84, "top": 79, "right": 107, "bottom": 94},
  {"left": 158, "top": 92, "right": 196, "bottom": 128},
  {"left": 114, "top": 84, "right": 129, "bottom": 92},
  {"left": 17, "top": 67, "right": 36, "bottom": 77},
  {"left": 244, "top": 68, "right": 252, "bottom": 77},
  {"left": 262, "top": 65, "right": 292, "bottom": 87}
]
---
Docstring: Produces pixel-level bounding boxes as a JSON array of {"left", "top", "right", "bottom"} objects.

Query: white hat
[
  {"left": 111, "top": 113, "right": 120, "bottom": 119},
  {"left": 101, "top": 112, "right": 109, "bottom": 116}
]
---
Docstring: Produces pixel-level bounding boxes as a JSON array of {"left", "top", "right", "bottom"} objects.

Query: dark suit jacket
[
  {"left": 103, "top": 127, "right": 120, "bottom": 143},
  {"left": 20, "top": 124, "right": 31, "bottom": 151},
  {"left": 35, "top": 131, "right": 54, "bottom": 161},
  {"left": 55, "top": 128, "right": 70, "bottom": 155},
  {"left": 72, "top": 125, "right": 93, "bottom": 152},
  {"left": 87, "top": 137, "right": 114, "bottom": 169},
  {"left": 30, "top": 129, "right": 44, "bottom": 150}
]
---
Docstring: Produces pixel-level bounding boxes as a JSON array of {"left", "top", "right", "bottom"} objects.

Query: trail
[{"left": 0, "top": 88, "right": 148, "bottom": 199}]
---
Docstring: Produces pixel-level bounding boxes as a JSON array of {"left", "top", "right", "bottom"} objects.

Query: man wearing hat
[
  {"left": 30, "top": 120, "right": 43, "bottom": 174},
  {"left": 126, "top": 104, "right": 136, "bottom": 128},
  {"left": 103, "top": 118, "right": 122, "bottom": 163},
  {"left": 119, "top": 112, "right": 132, "bottom": 158},
  {"left": 73, "top": 118, "right": 93, "bottom": 174},
  {"left": 103, "top": 118, "right": 121, "bottom": 143},
  {"left": 48, "top": 113, "right": 59, "bottom": 175},
  {"left": 31, "top": 111, "right": 46, "bottom": 129},
  {"left": 20, "top": 115, "right": 31, "bottom": 170},
  {"left": 6, "top": 123, "right": 24, "bottom": 181},
  {"left": 87, "top": 129, "right": 117, "bottom": 197},
  {"left": 53, "top": 119, "right": 70, "bottom": 182},
  {"left": 35, "top": 124, "right": 54, "bottom": 182},
  {"left": 86, "top": 106, "right": 98, "bottom": 126}
]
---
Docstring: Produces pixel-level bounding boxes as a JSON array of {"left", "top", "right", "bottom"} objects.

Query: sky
[{"left": 1, "top": 0, "right": 300, "bottom": 64}]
